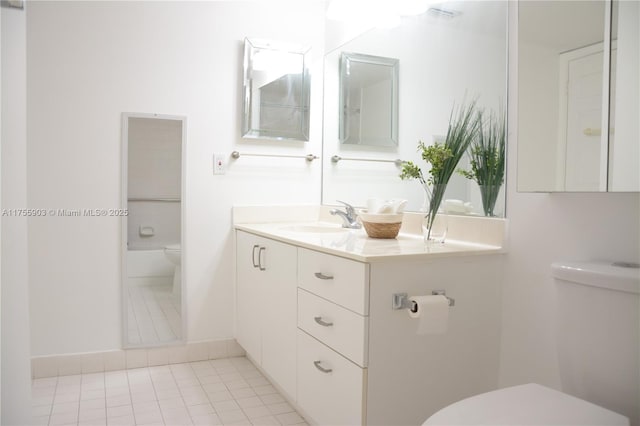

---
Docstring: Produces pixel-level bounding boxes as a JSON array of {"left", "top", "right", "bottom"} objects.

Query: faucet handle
[{"left": 336, "top": 200, "right": 356, "bottom": 216}]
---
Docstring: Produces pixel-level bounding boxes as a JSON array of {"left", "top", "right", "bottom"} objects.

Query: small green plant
[
  {"left": 401, "top": 98, "right": 481, "bottom": 239},
  {"left": 458, "top": 106, "right": 506, "bottom": 216},
  {"left": 400, "top": 141, "right": 452, "bottom": 187}
]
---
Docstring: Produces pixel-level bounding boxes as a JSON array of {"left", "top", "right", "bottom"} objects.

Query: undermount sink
[{"left": 280, "top": 224, "right": 349, "bottom": 234}]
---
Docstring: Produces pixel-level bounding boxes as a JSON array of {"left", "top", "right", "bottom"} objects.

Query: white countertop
[{"left": 234, "top": 221, "right": 505, "bottom": 263}]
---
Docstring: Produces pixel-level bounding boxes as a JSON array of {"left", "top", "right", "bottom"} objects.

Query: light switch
[{"left": 213, "top": 153, "right": 226, "bottom": 175}]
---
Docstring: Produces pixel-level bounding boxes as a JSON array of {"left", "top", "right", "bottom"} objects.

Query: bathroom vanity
[{"left": 234, "top": 207, "right": 506, "bottom": 425}]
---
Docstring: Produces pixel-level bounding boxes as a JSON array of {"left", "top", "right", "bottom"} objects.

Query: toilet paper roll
[{"left": 408, "top": 295, "right": 449, "bottom": 335}]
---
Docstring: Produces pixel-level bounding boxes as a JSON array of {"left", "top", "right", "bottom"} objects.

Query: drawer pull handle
[
  {"left": 314, "top": 316, "right": 334, "bottom": 327},
  {"left": 313, "top": 360, "right": 333, "bottom": 374},
  {"left": 258, "top": 247, "right": 266, "bottom": 271},
  {"left": 252, "top": 245, "right": 260, "bottom": 268},
  {"left": 314, "top": 272, "right": 334, "bottom": 280}
]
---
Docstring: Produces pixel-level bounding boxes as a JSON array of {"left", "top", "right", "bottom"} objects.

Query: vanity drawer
[
  {"left": 297, "top": 330, "right": 366, "bottom": 426},
  {"left": 297, "top": 288, "right": 368, "bottom": 367},
  {"left": 298, "top": 248, "right": 369, "bottom": 315}
]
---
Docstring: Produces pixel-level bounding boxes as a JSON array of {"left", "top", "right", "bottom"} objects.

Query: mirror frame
[
  {"left": 242, "top": 38, "right": 312, "bottom": 141},
  {"left": 339, "top": 52, "right": 399, "bottom": 147},
  {"left": 121, "top": 112, "right": 187, "bottom": 349}
]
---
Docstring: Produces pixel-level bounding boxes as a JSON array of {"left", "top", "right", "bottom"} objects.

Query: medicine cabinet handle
[
  {"left": 258, "top": 247, "right": 266, "bottom": 271},
  {"left": 252, "top": 245, "right": 260, "bottom": 268},
  {"left": 314, "top": 316, "right": 334, "bottom": 327},
  {"left": 313, "top": 360, "right": 333, "bottom": 374},
  {"left": 314, "top": 272, "right": 334, "bottom": 280}
]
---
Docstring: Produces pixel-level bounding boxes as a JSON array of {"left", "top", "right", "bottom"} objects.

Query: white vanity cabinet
[
  {"left": 235, "top": 231, "right": 298, "bottom": 400},
  {"left": 235, "top": 225, "right": 503, "bottom": 426}
]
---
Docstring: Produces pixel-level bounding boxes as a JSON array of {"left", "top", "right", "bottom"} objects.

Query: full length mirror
[
  {"left": 340, "top": 52, "right": 399, "bottom": 146},
  {"left": 323, "top": 1, "right": 508, "bottom": 215},
  {"left": 122, "top": 113, "right": 186, "bottom": 347},
  {"left": 517, "top": 0, "right": 639, "bottom": 192},
  {"left": 242, "top": 38, "right": 311, "bottom": 141}
]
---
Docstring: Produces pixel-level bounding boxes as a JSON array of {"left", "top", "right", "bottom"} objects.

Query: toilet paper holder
[{"left": 392, "top": 291, "right": 455, "bottom": 311}]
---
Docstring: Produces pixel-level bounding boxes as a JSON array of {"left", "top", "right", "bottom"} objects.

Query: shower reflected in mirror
[{"left": 122, "top": 113, "right": 186, "bottom": 348}]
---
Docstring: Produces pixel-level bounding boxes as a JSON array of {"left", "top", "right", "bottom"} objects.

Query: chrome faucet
[{"left": 330, "top": 201, "right": 362, "bottom": 229}]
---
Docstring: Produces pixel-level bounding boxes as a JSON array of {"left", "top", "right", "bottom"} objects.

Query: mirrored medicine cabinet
[
  {"left": 517, "top": 0, "right": 639, "bottom": 192},
  {"left": 339, "top": 52, "right": 399, "bottom": 147},
  {"left": 242, "top": 38, "right": 312, "bottom": 141}
]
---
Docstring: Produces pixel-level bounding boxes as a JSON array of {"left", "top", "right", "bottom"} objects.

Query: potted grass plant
[
  {"left": 401, "top": 99, "right": 481, "bottom": 243},
  {"left": 458, "top": 107, "right": 506, "bottom": 217}
]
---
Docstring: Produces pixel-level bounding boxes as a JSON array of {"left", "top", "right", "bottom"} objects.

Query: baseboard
[{"left": 31, "top": 339, "right": 246, "bottom": 379}]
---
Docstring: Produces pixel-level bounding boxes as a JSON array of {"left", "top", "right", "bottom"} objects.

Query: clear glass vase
[
  {"left": 422, "top": 213, "right": 448, "bottom": 244},
  {"left": 479, "top": 184, "right": 502, "bottom": 217},
  {"left": 422, "top": 183, "right": 448, "bottom": 244}
]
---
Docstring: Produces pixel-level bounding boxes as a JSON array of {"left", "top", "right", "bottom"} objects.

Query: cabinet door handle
[
  {"left": 258, "top": 247, "right": 266, "bottom": 271},
  {"left": 314, "top": 272, "right": 334, "bottom": 280},
  {"left": 252, "top": 245, "right": 260, "bottom": 268},
  {"left": 313, "top": 360, "right": 333, "bottom": 374},
  {"left": 314, "top": 316, "right": 334, "bottom": 327}
]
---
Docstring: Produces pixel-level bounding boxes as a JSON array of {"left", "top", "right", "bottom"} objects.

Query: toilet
[
  {"left": 163, "top": 243, "right": 181, "bottom": 297},
  {"left": 424, "top": 261, "right": 639, "bottom": 425}
]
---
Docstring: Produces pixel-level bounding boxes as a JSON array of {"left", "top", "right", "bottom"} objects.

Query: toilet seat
[{"left": 424, "top": 383, "right": 628, "bottom": 425}]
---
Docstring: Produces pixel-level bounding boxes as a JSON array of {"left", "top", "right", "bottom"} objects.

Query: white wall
[
  {"left": 516, "top": 42, "right": 559, "bottom": 191},
  {"left": 499, "top": 3, "right": 640, "bottom": 423},
  {"left": 1, "top": 2, "right": 33, "bottom": 423},
  {"left": 27, "top": 0, "right": 325, "bottom": 356}
]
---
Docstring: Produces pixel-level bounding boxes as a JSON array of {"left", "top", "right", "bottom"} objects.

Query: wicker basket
[{"left": 362, "top": 220, "right": 402, "bottom": 239}]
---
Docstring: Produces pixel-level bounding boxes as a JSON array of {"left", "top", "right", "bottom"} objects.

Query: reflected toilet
[{"left": 163, "top": 243, "right": 181, "bottom": 297}]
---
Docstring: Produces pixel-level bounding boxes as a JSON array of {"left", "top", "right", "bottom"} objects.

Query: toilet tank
[{"left": 553, "top": 261, "right": 639, "bottom": 425}]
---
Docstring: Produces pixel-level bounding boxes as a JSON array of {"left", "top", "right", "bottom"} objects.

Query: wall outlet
[{"left": 213, "top": 153, "right": 226, "bottom": 175}]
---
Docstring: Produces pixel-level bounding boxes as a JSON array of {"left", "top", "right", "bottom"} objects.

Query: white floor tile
[
  {"left": 275, "top": 412, "right": 305, "bottom": 425},
  {"left": 191, "top": 412, "right": 222, "bottom": 426},
  {"left": 107, "top": 404, "right": 134, "bottom": 418},
  {"left": 217, "top": 409, "right": 248, "bottom": 424},
  {"left": 249, "top": 415, "right": 279, "bottom": 426},
  {"left": 241, "top": 405, "right": 271, "bottom": 420},
  {"left": 32, "top": 357, "right": 305, "bottom": 426},
  {"left": 266, "top": 402, "right": 294, "bottom": 416}
]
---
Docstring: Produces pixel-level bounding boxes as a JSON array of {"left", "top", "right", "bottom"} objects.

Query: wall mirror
[
  {"left": 517, "top": 0, "right": 639, "bottom": 192},
  {"left": 242, "top": 38, "right": 311, "bottom": 141},
  {"left": 322, "top": 1, "right": 508, "bottom": 215},
  {"left": 122, "top": 113, "right": 186, "bottom": 348},
  {"left": 340, "top": 52, "right": 399, "bottom": 146}
]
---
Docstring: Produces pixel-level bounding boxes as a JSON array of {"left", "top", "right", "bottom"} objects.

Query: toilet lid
[{"left": 424, "top": 384, "right": 628, "bottom": 425}]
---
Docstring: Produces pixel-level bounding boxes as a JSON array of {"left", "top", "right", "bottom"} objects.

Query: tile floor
[
  {"left": 32, "top": 357, "right": 307, "bottom": 426},
  {"left": 127, "top": 279, "right": 182, "bottom": 346}
]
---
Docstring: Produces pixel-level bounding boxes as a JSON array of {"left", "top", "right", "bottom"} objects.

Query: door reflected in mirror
[
  {"left": 340, "top": 52, "right": 399, "bottom": 147},
  {"left": 122, "top": 113, "right": 185, "bottom": 348},
  {"left": 242, "top": 38, "right": 311, "bottom": 141}
]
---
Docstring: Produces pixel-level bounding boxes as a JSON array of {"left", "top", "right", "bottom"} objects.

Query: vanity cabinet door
[
  {"left": 235, "top": 231, "right": 298, "bottom": 400},
  {"left": 236, "top": 231, "right": 264, "bottom": 364},
  {"left": 260, "top": 239, "right": 297, "bottom": 400}
]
